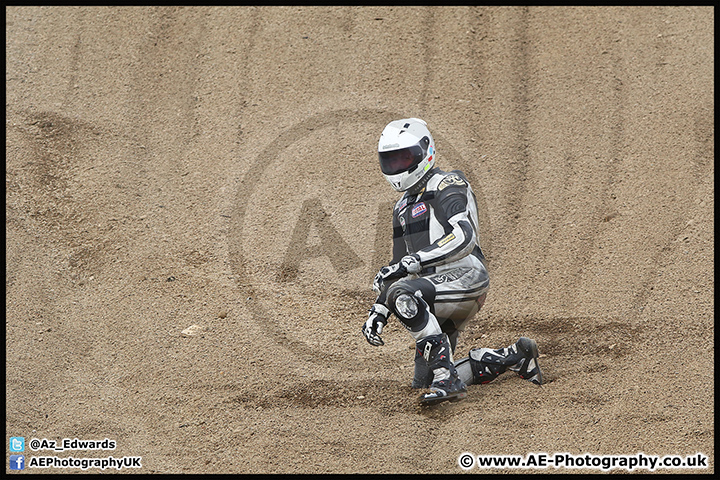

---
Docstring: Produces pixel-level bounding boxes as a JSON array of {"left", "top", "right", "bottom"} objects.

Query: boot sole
[
  {"left": 517, "top": 337, "right": 543, "bottom": 385},
  {"left": 419, "top": 390, "right": 467, "bottom": 406}
]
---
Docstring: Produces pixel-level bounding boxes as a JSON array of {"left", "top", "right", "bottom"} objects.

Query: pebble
[{"left": 181, "top": 325, "right": 206, "bottom": 336}]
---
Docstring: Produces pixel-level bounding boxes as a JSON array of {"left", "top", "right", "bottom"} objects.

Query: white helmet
[{"left": 378, "top": 118, "right": 435, "bottom": 192}]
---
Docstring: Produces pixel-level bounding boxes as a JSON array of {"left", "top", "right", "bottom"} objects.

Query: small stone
[{"left": 181, "top": 325, "right": 206, "bottom": 337}]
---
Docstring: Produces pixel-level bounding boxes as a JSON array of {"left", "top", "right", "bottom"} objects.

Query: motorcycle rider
[{"left": 362, "top": 118, "right": 542, "bottom": 404}]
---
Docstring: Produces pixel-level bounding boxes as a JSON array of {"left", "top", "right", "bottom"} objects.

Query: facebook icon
[{"left": 10, "top": 455, "right": 25, "bottom": 470}]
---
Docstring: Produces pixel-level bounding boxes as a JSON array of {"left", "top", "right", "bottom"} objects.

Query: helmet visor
[{"left": 379, "top": 144, "right": 426, "bottom": 175}]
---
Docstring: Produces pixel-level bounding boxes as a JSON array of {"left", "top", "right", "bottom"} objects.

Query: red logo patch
[{"left": 411, "top": 202, "right": 427, "bottom": 218}]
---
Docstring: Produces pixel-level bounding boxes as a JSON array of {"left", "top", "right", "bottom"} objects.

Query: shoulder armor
[{"left": 436, "top": 170, "right": 468, "bottom": 191}]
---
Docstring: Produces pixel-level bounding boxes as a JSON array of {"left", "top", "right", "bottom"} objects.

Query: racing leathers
[{"left": 366, "top": 167, "right": 490, "bottom": 390}]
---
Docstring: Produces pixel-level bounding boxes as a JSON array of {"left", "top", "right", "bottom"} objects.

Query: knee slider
[
  {"left": 388, "top": 282, "right": 441, "bottom": 339},
  {"left": 390, "top": 291, "right": 430, "bottom": 333},
  {"left": 388, "top": 282, "right": 425, "bottom": 322},
  {"left": 394, "top": 293, "right": 419, "bottom": 320}
]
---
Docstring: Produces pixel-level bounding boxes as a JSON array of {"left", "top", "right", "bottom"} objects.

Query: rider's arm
[{"left": 413, "top": 187, "right": 477, "bottom": 269}]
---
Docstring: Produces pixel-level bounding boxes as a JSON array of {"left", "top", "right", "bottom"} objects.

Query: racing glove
[
  {"left": 362, "top": 303, "right": 391, "bottom": 346},
  {"left": 372, "top": 254, "right": 422, "bottom": 294}
]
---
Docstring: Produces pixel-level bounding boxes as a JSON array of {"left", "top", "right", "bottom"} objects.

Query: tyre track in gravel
[{"left": 461, "top": 7, "right": 628, "bottom": 381}]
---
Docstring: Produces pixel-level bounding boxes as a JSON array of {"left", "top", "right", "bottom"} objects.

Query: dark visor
[{"left": 379, "top": 137, "right": 430, "bottom": 175}]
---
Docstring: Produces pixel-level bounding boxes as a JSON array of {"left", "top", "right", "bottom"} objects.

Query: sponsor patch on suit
[{"left": 411, "top": 202, "right": 427, "bottom": 218}]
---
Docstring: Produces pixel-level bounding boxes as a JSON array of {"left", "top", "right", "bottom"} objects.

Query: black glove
[
  {"left": 362, "top": 303, "right": 390, "bottom": 346},
  {"left": 372, "top": 254, "right": 421, "bottom": 294}
]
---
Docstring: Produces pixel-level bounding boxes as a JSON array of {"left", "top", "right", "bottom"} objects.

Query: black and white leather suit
[{"left": 374, "top": 167, "right": 489, "bottom": 357}]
